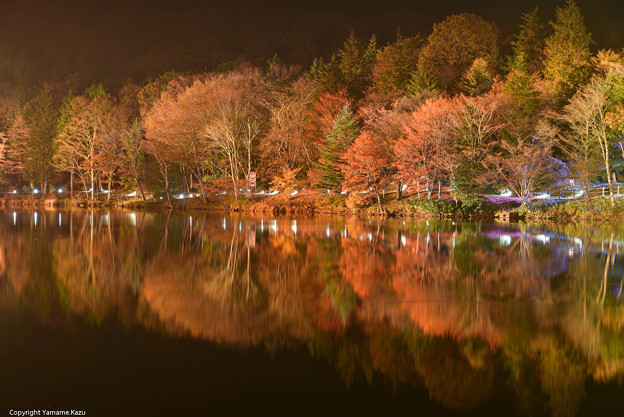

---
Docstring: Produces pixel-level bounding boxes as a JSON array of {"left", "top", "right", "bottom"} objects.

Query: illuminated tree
[
  {"left": 315, "top": 103, "right": 360, "bottom": 192},
  {"left": 508, "top": 8, "right": 547, "bottom": 74},
  {"left": 420, "top": 13, "right": 501, "bottom": 92},
  {"left": 543, "top": 0, "right": 591, "bottom": 104},
  {"left": 394, "top": 97, "right": 458, "bottom": 199},
  {"left": 56, "top": 85, "right": 113, "bottom": 199},
  {"left": 343, "top": 131, "right": 393, "bottom": 214}
]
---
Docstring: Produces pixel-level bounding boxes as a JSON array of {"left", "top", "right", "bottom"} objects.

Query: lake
[{"left": 0, "top": 210, "right": 622, "bottom": 416}]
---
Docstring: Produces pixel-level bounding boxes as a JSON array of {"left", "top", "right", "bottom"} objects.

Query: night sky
[{"left": 1, "top": 0, "right": 623, "bottom": 83}]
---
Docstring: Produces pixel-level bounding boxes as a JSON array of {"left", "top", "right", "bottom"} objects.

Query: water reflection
[{"left": 0, "top": 211, "right": 623, "bottom": 415}]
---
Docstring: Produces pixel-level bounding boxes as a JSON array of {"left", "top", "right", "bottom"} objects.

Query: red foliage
[{"left": 393, "top": 97, "right": 458, "bottom": 187}]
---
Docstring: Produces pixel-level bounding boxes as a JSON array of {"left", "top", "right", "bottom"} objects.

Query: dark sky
[{"left": 1, "top": 0, "right": 623, "bottom": 83}]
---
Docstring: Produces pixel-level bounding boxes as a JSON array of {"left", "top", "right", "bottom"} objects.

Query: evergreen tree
[
  {"left": 372, "top": 34, "right": 422, "bottom": 93},
  {"left": 459, "top": 58, "right": 494, "bottom": 97},
  {"left": 406, "top": 58, "right": 440, "bottom": 96},
  {"left": 316, "top": 103, "right": 360, "bottom": 192},
  {"left": 508, "top": 8, "right": 547, "bottom": 74},
  {"left": 21, "top": 88, "right": 58, "bottom": 193},
  {"left": 543, "top": 0, "right": 591, "bottom": 104},
  {"left": 337, "top": 31, "right": 377, "bottom": 99}
]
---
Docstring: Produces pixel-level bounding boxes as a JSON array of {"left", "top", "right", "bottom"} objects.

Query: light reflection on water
[{"left": 0, "top": 210, "right": 623, "bottom": 416}]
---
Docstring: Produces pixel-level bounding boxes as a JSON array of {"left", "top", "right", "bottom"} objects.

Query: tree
[
  {"left": 144, "top": 75, "right": 213, "bottom": 201},
  {"left": 543, "top": 0, "right": 591, "bottom": 104},
  {"left": 480, "top": 136, "right": 559, "bottom": 202},
  {"left": 458, "top": 58, "right": 494, "bottom": 97},
  {"left": 119, "top": 119, "right": 146, "bottom": 199},
  {"left": 56, "top": 85, "right": 113, "bottom": 200},
  {"left": 453, "top": 90, "right": 507, "bottom": 200},
  {"left": 201, "top": 70, "right": 266, "bottom": 198},
  {"left": 2, "top": 116, "right": 27, "bottom": 179},
  {"left": 372, "top": 35, "right": 422, "bottom": 94},
  {"left": 558, "top": 78, "right": 617, "bottom": 207},
  {"left": 337, "top": 31, "right": 377, "bottom": 99},
  {"left": 343, "top": 131, "right": 393, "bottom": 214},
  {"left": 259, "top": 74, "right": 316, "bottom": 181},
  {"left": 394, "top": 97, "right": 457, "bottom": 199},
  {"left": 315, "top": 103, "right": 360, "bottom": 192},
  {"left": 20, "top": 88, "right": 58, "bottom": 194},
  {"left": 420, "top": 13, "right": 501, "bottom": 92},
  {"left": 508, "top": 8, "right": 547, "bottom": 74}
]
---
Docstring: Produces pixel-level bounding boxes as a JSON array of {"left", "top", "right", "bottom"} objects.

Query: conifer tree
[
  {"left": 508, "top": 8, "right": 547, "bottom": 74},
  {"left": 372, "top": 35, "right": 422, "bottom": 93},
  {"left": 21, "top": 88, "right": 58, "bottom": 194},
  {"left": 543, "top": 0, "right": 591, "bottom": 104},
  {"left": 316, "top": 103, "right": 360, "bottom": 192}
]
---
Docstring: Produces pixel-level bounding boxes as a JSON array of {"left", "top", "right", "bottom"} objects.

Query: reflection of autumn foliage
[
  {"left": 53, "top": 217, "right": 139, "bottom": 323},
  {"left": 4, "top": 211, "right": 624, "bottom": 414},
  {"left": 340, "top": 237, "right": 387, "bottom": 299}
]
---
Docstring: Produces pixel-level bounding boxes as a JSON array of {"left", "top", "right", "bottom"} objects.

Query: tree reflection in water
[{"left": 0, "top": 210, "right": 623, "bottom": 416}]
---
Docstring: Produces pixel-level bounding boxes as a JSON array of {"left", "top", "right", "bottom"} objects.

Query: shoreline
[{"left": 1, "top": 193, "right": 622, "bottom": 223}]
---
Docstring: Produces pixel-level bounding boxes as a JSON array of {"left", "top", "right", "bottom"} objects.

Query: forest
[{"left": 1, "top": 0, "right": 623, "bottom": 215}]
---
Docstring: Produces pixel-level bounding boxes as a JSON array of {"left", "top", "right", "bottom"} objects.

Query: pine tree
[
  {"left": 316, "top": 103, "right": 360, "bottom": 192},
  {"left": 21, "top": 88, "right": 58, "bottom": 194},
  {"left": 459, "top": 58, "right": 493, "bottom": 96},
  {"left": 508, "top": 8, "right": 547, "bottom": 74},
  {"left": 338, "top": 31, "right": 377, "bottom": 99},
  {"left": 543, "top": 0, "right": 591, "bottom": 104},
  {"left": 372, "top": 35, "right": 422, "bottom": 93}
]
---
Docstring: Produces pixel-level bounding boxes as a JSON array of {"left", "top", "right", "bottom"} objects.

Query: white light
[
  {"left": 500, "top": 189, "right": 513, "bottom": 197},
  {"left": 534, "top": 234, "right": 550, "bottom": 244},
  {"left": 178, "top": 194, "right": 185, "bottom": 199},
  {"left": 13, "top": 211, "right": 16, "bottom": 226},
  {"left": 58, "top": 213, "right": 62, "bottom": 227},
  {"left": 127, "top": 191, "right": 137, "bottom": 197},
  {"left": 326, "top": 225, "right": 330, "bottom": 238},
  {"left": 160, "top": 196, "right": 163, "bottom": 200},
  {"left": 129, "top": 213, "right": 136, "bottom": 226},
  {"left": 33, "top": 189, "right": 39, "bottom": 194},
  {"left": 33, "top": 212, "right": 38, "bottom": 227},
  {"left": 223, "top": 218, "right": 227, "bottom": 230},
  {"left": 291, "top": 220, "right": 297, "bottom": 235},
  {"left": 12, "top": 190, "right": 17, "bottom": 194},
  {"left": 499, "top": 235, "right": 512, "bottom": 246},
  {"left": 401, "top": 235, "right": 407, "bottom": 246},
  {"left": 190, "top": 216, "right": 193, "bottom": 227},
  {"left": 58, "top": 189, "right": 63, "bottom": 193}
]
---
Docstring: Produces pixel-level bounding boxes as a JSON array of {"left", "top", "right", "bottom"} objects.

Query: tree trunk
[
  {"left": 397, "top": 180, "right": 402, "bottom": 200},
  {"left": 107, "top": 175, "right": 112, "bottom": 201},
  {"left": 583, "top": 180, "right": 595, "bottom": 212},
  {"left": 376, "top": 192, "right": 387, "bottom": 216},
  {"left": 193, "top": 165, "right": 207, "bottom": 202},
  {"left": 438, "top": 179, "right": 441, "bottom": 200},
  {"left": 135, "top": 174, "right": 146, "bottom": 200},
  {"left": 70, "top": 170, "right": 74, "bottom": 199},
  {"left": 90, "top": 169, "right": 95, "bottom": 200},
  {"left": 604, "top": 148, "right": 615, "bottom": 207}
]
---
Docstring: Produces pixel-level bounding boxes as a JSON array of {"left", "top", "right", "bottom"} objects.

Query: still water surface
[{"left": 1, "top": 210, "right": 623, "bottom": 416}]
